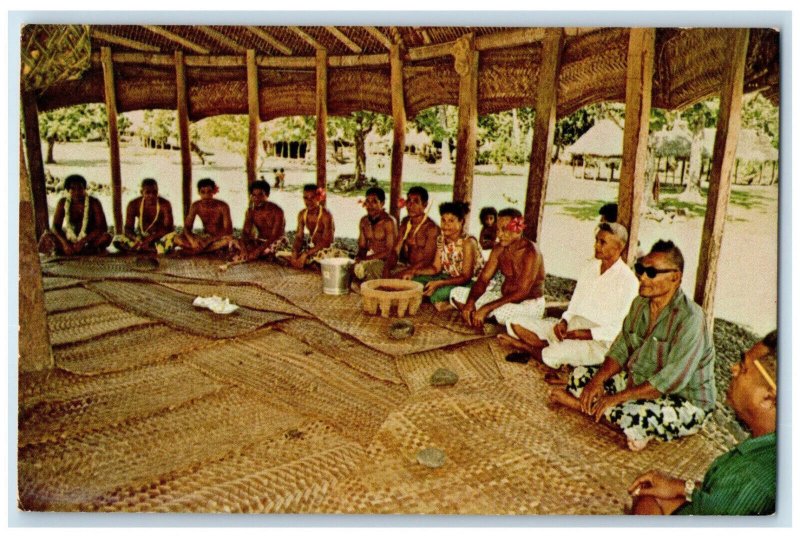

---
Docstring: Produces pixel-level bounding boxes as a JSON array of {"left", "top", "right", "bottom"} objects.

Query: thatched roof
[
  {"left": 564, "top": 118, "right": 624, "bottom": 158},
  {"left": 24, "top": 25, "right": 780, "bottom": 121}
]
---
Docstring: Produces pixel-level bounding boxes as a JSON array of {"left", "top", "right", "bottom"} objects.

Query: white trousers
[{"left": 505, "top": 314, "right": 609, "bottom": 369}]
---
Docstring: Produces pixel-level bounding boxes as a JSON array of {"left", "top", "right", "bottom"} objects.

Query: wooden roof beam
[
  {"left": 91, "top": 51, "right": 390, "bottom": 69},
  {"left": 91, "top": 29, "right": 160, "bottom": 52},
  {"left": 144, "top": 25, "right": 209, "bottom": 54},
  {"left": 289, "top": 26, "right": 325, "bottom": 50},
  {"left": 365, "top": 26, "right": 393, "bottom": 49},
  {"left": 325, "top": 26, "right": 362, "bottom": 54},
  {"left": 196, "top": 26, "right": 247, "bottom": 54},
  {"left": 389, "top": 26, "right": 403, "bottom": 47},
  {"left": 475, "top": 28, "right": 547, "bottom": 51},
  {"left": 247, "top": 26, "right": 293, "bottom": 55},
  {"left": 420, "top": 29, "right": 433, "bottom": 45}
]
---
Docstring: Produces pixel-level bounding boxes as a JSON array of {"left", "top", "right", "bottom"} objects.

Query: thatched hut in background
[{"left": 563, "top": 118, "right": 624, "bottom": 181}]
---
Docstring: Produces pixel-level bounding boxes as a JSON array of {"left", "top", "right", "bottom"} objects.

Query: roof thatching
[
  {"left": 23, "top": 25, "right": 780, "bottom": 121},
  {"left": 564, "top": 119, "right": 624, "bottom": 158}
]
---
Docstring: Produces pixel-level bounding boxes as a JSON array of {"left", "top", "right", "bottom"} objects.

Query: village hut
[{"left": 563, "top": 118, "right": 625, "bottom": 181}]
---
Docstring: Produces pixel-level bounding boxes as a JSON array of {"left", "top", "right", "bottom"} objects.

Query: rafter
[
  {"left": 144, "top": 25, "right": 209, "bottom": 54},
  {"left": 364, "top": 26, "right": 392, "bottom": 49},
  {"left": 325, "top": 26, "right": 362, "bottom": 54},
  {"left": 196, "top": 26, "right": 247, "bottom": 54},
  {"left": 247, "top": 26, "right": 293, "bottom": 55},
  {"left": 289, "top": 26, "right": 324, "bottom": 50},
  {"left": 389, "top": 26, "right": 403, "bottom": 47},
  {"left": 91, "top": 29, "right": 160, "bottom": 52},
  {"left": 420, "top": 29, "right": 433, "bottom": 45}
]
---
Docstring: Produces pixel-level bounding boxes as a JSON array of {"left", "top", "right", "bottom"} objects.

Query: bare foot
[
  {"left": 547, "top": 387, "right": 581, "bottom": 411},
  {"left": 497, "top": 333, "right": 531, "bottom": 351},
  {"left": 627, "top": 437, "right": 651, "bottom": 452},
  {"left": 544, "top": 371, "right": 567, "bottom": 386},
  {"left": 434, "top": 301, "right": 454, "bottom": 312},
  {"left": 510, "top": 323, "right": 547, "bottom": 348}
]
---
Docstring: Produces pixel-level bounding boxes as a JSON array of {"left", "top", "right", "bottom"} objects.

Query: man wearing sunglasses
[
  {"left": 549, "top": 240, "right": 716, "bottom": 451},
  {"left": 628, "top": 331, "right": 777, "bottom": 515}
]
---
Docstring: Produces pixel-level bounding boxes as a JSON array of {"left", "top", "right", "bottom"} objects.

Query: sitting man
[
  {"left": 451, "top": 208, "right": 545, "bottom": 330},
  {"left": 289, "top": 184, "right": 335, "bottom": 269},
  {"left": 38, "top": 174, "right": 112, "bottom": 256},
  {"left": 628, "top": 331, "right": 777, "bottom": 515},
  {"left": 353, "top": 187, "right": 398, "bottom": 281},
  {"left": 229, "top": 180, "right": 287, "bottom": 262},
  {"left": 501, "top": 222, "right": 639, "bottom": 373},
  {"left": 549, "top": 240, "right": 716, "bottom": 451},
  {"left": 113, "top": 178, "right": 176, "bottom": 255},
  {"left": 382, "top": 186, "right": 439, "bottom": 279},
  {"left": 173, "top": 178, "right": 233, "bottom": 255}
]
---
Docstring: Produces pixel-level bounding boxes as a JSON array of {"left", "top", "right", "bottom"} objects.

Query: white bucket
[{"left": 320, "top": 257, "right": 354, "bottom": 295}]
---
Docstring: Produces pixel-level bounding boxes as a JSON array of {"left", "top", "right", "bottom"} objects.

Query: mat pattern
[
  {"left": 47, "top": 304, "right": 155, "bottom": 346},
  {"left": 42, "top": 276, "right": 84, "bottom": 291},
  {"left": 40, "top": 256, "right": 184, "bottom": 282},
  {"left": 396, "top": 339, "right": 504, "bottom": 393},
  {"left": 85, "top": 280, "right": 291, "bottom": 339},
  {"left": 155, "top": 257, "right": 292, "bottom": 283},
  {"left": 44, "top": 286, "right": 107, "bottom": 313},
  {"left": 160, "top": 281, "right": 310, "bottom": 318},
  {"left": 54, "top": 324, "right": 216, "bottom": 375}
]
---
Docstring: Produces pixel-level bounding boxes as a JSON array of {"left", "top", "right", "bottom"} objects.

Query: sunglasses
[{"left": 634, "top": 262, "right": 679, "bottom": 279}]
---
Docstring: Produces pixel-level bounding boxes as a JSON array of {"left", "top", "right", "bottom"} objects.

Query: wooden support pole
[
  {"left": 246, "top": 49, "right": 260, "bottom": 186},
  {"left": 452, "top": 34, "right": 479, "bottom": 214},
  {"left": 389, "top": 44, "right": 407, "bottom": 222},
  {"left": 21, "top": 91, "right": 49, "bottom": 239},
  {"left": 101, "top": 47, "right": 123, "bottom": 232},
  {"left": 175, "top": 51, "right": 192, "bottom": 218},
  {"left": 617, "top": 28, "right": 655, "bottom": 264},
  {"left": 694, "top": 29, "right": 750, "bottom": 332},
  {"left": 18, "top": 140, "right": 53, "bottom": 372},
  {"left": 315, "top": 49, "right": 328, "bottom": 189},
  {"left": 523, "top": 28, "right": 563, "bottom": 243}
]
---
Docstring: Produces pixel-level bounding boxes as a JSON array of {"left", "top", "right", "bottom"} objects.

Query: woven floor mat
[
  {"left": 47, "top": 304, "right": 155, "bottom": 346},
  {"left": 316, "top": 378, "right": 725, "bottom": 514},
  {"left": 275, "top": 319, "right": 403, "bottom": 385},
  {"left": 91, "top": 420, "right": 367, "bottom": 512},
  {"left": 40, "top": 256, "right": 184, "bottom": 282},
  {"left": 85, "top": 280, "right": 291, "bottom": 339},
  {"left": 18, "top": 387, "right": 303, "bottom": 511},
  {"left": 154, "top": 256, "right": 291, "bottom": 284},
  {"left": 44, "top": 286, "right": 107, "bottom": 313},
  {"left": 160, "top": 281, "right": 310, "bottom": 318},
  {"left": 395, "top": 339, "right": 503, "bottom": 392},
  {"left": 415, "top": 304, "right": 484, "bottom": 335},
  {"left": 182, "top": 326, "right": 409, "bottom": 447},
  {"left": 270, "top": 273, "right": 487, "bottom": 357},
  {"left": 19, "top": 360, "right": 225, "bottom": 448},
  {"left": 54, "top": 324, "right": 216, "bottom": 375},
  {"left": 43, "top": 276, "right": 84, "bottom": 291}
]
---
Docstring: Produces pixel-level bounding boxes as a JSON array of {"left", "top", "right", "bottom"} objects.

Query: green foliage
[
  {"left": 137, "top": 110, "right": 176, "bottom": 147},
  {"left": 413, "top": 105, "right": 458, "bottom": 142},
  {"left": 546, "top": 199, "right": 608, "bottom": 221},
  {"left": 742, "top": 93, "right": 779, "bottom": 148},
  {"left": 196, "top": 114, "right": 248, "bottom": 156},
  {"left": 262, "top": 115, "right": 316, "bottom": 142},
  {"left": 38, "top": 103, "right": 121, "bottom": 143},
  {"left": 328, "top": 111, "right": 392, "bottom": 140},
  {"left": 680, "top": 99, "right": 719, "bottom": 133}
]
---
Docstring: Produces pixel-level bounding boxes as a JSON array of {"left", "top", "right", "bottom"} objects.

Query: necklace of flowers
[
  {"left": 303, "top": 204, "right": 324, "bottom": 245},
  {"left": 401, "top": 201, "right": 431, "bottom": 242},
  {"left": 138, "top": 197, "right": 160, "bottom": 236},
  {"left": 64, "top": 194, "right": 90, "bottom": 242}
]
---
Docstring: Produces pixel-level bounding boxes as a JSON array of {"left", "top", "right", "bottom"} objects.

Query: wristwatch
[{"left": 684, "top": 479, "right": 696, "bottom": 502}]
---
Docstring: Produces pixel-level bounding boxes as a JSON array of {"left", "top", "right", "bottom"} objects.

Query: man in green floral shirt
[
  {"left": 628, "top": 331, "right": 777, "bottom": 515},
  {"left": 549, "top": 240, "right": 716, "bottom": 451}
]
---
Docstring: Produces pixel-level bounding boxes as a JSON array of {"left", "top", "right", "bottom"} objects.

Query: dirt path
[{"left": 42, "top": 141, "right": 778, "bottom": 335}]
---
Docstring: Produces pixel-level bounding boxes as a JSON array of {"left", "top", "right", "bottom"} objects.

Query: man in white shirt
[{"left": 500, "top": 222, "right": 639, "bottom": 370}]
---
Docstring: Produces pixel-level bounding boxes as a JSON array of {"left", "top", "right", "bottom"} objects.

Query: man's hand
[
  {"left": 592, "top": 393, "right": 624, "bottom": 422},
  {"left": 423, "top": 280, "right": 440, "bottom": 297},
  {"left": 579, "top": 376, "right": 605, "bottom": 415},
  {"left": 471, "top": 305, "right": 492, "bottom": 329},
  {"left": 628, "top": 470, "right": 686, "bottom": 500},
  {"left": 458, "top": 301, "right": 475, "bottom": 326},
  {"left": 553, "top": 319, "right": 568, "bottom": 341}
]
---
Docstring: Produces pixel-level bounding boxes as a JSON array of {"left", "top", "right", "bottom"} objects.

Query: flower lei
[
  {"left": 401, "top": 201, "right": 431, "bottom": 242},
  {"left": 303, "top": 205, "right": 324, "bottom": 248},
  {"left": 138, "top": 197, "right": 160, "bottom": 236},
  {"left": 506, "top": 216, "right": 525, "bottom": 233},
  {"left": 63, "top": 194, "right": 91, "bottom": 242}
]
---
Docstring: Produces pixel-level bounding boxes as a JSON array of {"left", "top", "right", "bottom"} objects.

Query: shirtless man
[
  {"left": 113, "top": 178, "right": 175, "bottom": 254},
  {"left": 353, "top": 187, "right": 398, "bottom": 281},
  {"left": 382, "top": 186, "right": 440, "bottom": 279},
  {"left": 38, "top": 174, "right": 112, "bottom": 256},
  {"left": 451, "top": 208, "right": 546, "bottom": 330},
  {"left": 289, "top": 184, "right": 334, "bottom": 269},
  {"left": 230, "top": 180, "right": 287, "bottom": 262},
  {"left": 173, "top": 178, "right": 233, "bottom": 255}
]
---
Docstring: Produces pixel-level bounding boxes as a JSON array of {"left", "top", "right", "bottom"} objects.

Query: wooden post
[
  {"left": 694, "top": 29, "right": 750, "bottom": 332},
  {"left": 389, "top": 44, "right": 407, "bottom": 222},
  {"left": 21, "top": 91, "right": 49, "bottom": 239},
  {"left": 770, "top": 160, "right": 777, "bottom": 184},
  {"left": 617, "top": 28, "right": 655, "bottom": 264},
  {"left": 175, "top": 51, "right": 193, "bottom": 218},
  {"left": 452, "top": 33, "right": 479, "bottom": 213},
  {"left": 734, "top": 158, "right": 739, "bottom": 183},
  {"left": 523, "top": 28, "right": 563, "bottom": 243},
  {"left": 246, "top": 49, "right": 260, "bottom": 186},
  {"left": 315, "top": 49, "right": 328, "bottom": 190},
  {"left": 18, "top": 141, "right": 53, "bottom": 372},
  {"left": 101, "top": 47, "right": 123, "bottom": 232}
]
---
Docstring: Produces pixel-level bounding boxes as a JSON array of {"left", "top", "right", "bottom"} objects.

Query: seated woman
[
  {"left": 38, "top": 174, "right": 112, "bottom": 256},
  {"left": 408, "top": 201, "right": 483, "bottom": 312}
]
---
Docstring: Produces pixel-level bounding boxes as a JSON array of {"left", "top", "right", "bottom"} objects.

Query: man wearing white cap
[{"left": 501, "top": 222, "right": 638, "bottom": 371}]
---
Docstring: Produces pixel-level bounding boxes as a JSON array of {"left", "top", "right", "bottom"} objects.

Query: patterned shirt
[
  {"left": 438, "top": 234, "right": 483, "bottom": 278},
  {"left": 606, "top": 289, "right": 716, "bottom": 412},
  {"left": 675, "top": 432, "right": 776, "bottom": 515}
]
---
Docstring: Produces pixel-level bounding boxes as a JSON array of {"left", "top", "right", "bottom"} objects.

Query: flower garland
[
  {"left": 138, "top": 197, "right": 160, "bottom": 236},
  {"left": 63, "top": 194, "right": 90, "bottom": 242}
]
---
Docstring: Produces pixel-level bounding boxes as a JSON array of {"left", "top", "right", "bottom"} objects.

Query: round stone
[
  {"left": 416, "top": 447, "right": 446, "bottom": 468},
  {"left": 388, "top": 320, "right": 415, "bottom": 339},
  {"left": 430, "top": 368, "right": 459, "bottom": 386}
]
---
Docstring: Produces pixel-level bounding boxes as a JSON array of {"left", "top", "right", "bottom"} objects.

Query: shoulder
[
  {"left": 127, "top": 196, "right": 143, "bottom": 208},
  {"left": 56, "top": 197, "right": 67, "bottom": 209},
  {"left": 215, "top": 199, "right": 231, "bottom": 209},
  {"left": 159, "top": 197, "right": 172, "bottom": 207},
  {"left": 89, "top": 196, "right": 105, "bottom": 208},
  {"left": 266, "top": 201, "right": 283, "bottom": 213}
]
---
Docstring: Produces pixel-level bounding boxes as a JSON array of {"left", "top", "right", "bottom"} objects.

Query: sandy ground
[{"left": 42, "top": 141, "right": 778, "bottom": 335}]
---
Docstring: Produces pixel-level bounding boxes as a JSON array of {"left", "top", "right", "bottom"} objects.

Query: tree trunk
[
  {"left": 679, "top": 126, "right": 705, "bottom": 202},
  {"left": 46, "top": 137, "right": 56, "bottom": 164},
  {"left": 438, "top": 105, "right": 452, "bottom": 174},
  {"left": 354, "top": 127, "right": 367, "bottom": 185}
]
